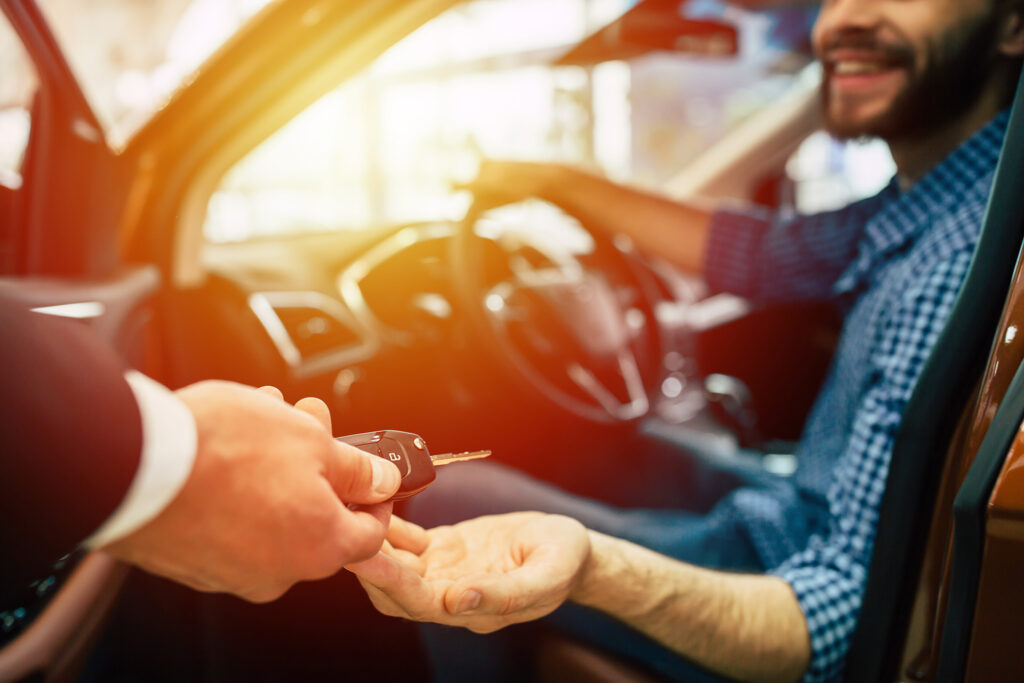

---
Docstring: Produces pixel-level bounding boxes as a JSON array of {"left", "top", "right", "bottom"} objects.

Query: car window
[
  {"left": 202, "top": 0, "right": 894, "bottom": 244},
  {"left": 37, "top": 0, "right": 273, "bottom": 149},
  {"left": 0, "top": 13, "right": 38, "bottom": 190}
]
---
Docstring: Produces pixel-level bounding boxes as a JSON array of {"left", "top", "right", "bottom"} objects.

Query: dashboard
[{"left": 186, "top": 215, "right": 761, "bottom": 453}]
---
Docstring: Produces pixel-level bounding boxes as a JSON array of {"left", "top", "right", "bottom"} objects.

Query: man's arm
[
  {"left": 350, "top": 513, "right": 810, "bottom": 683},
  {"left": 0, "top": 296, "right": 143, "bottom": 594},
  {"left": 465, "top": 162, "right": 902, "bottom": 307},
  {"left": 462, "top": 162, "right": 713, "bottom": 274},
  {"left": 0, "top": 295, "right": 402, "bottom": 602},
  {"left": 100, "top": 381, "right": 401, "bottom": 602},
  {"left": 575, "top": 530, "right": 810, "bottom": 683}
]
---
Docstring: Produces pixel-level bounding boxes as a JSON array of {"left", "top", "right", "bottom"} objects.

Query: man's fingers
[
  {"left": 324, "top": 440, "right": 400, "bottom": 503},
  {"left": 290, "top": 394, "right": 398, "bottom": 504},
  {"left": 348, "top": 551, "right": 444, "bottom": 622},
  {"left": 387, "top": 515, "right": 430, "bottom": 554},
  {"left": 332, "top": 501, "right": 393, "bottom": 564},
  {"left": 358, "top": 576, "right": 411, "bottom": 619},
  {"left": 353, "top": 500, "right": 393, "bottom": 528},
  {"left": 257, "top": 385, "right": 285, "bottom": 401},
  {"left": 295, "top": 396, "right": 332, "bottom": 433},
  {"left": 352, "top": 561, "right": 422, "bottom": 620},
  {"left": 380, "top": 541, "right": 427, "bottom": 576}
]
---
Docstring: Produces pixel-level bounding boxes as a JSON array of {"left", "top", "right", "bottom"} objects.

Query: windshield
[{"left": 201, "top": 0, "right": 894, "bottom": 244}]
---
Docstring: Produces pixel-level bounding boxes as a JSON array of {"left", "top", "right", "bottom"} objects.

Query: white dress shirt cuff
[{"left": 83, "top": 371, "right": 198, "bottom": 549}]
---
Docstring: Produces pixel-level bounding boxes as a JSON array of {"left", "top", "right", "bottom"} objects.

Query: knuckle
[{"left": 296, "top": 396, "right": 328, "bottom": 413}]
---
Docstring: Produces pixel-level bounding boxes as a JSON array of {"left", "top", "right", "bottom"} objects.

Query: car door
[
  {"left": 0, "top": 1, "right": 160, "bottom": 365},
  {"left": 0, "top": 2, "right": 159, "bottom": 679}
]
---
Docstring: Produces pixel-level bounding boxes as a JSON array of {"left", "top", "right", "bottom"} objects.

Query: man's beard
[{"left": 821, "top": 17, "right": 1000, "bottom": 142}]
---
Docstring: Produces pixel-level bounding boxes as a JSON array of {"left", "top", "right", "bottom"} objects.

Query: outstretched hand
[{"left": 348, "top": 512, "right": 590, "bottom": 633}]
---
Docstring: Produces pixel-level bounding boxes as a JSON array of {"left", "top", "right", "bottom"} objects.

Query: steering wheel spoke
[
  {"left": 566, "top": 349, "right": 649, "bottom": 421},
  {"left": 451, "top": 201, "right": 667, "bottom": 424}
]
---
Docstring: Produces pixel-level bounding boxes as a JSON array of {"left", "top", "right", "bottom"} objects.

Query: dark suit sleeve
[{"left": 0, "top": 295, "right": 141, "bottom": 592}]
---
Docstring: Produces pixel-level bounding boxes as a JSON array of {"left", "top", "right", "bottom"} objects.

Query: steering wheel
[{"left": 449, "top": 201, "right": 669, "bottom": 424}]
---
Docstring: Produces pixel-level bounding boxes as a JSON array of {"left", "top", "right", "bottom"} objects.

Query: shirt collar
[{"left": 835, "top": 110, "right": 1011, "bottom": 295}]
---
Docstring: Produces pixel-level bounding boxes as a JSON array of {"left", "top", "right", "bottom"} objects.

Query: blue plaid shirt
[{"left": 702, "top": 111, "right": 1009, "bottom": 682}]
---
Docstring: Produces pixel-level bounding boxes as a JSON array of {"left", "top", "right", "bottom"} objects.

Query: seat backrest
[{"left": 845, "top": 68, "right": 1024, "bottom": 682}]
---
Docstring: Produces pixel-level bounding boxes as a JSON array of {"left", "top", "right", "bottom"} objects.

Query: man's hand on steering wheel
[
  {"left": 450, "top": 160, "right": 670, "bottom": 424},
  {"left": 454, "top": 161, "right": 566, "bottom": 215}
]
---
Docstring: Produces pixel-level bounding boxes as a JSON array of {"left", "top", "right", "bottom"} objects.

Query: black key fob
[{"left": 336, "top": 430, "right": 436, "bottom": 500}]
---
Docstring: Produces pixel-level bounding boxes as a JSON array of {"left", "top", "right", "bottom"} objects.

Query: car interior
[{"left": 2, "top": 0, "right": 1024, "bottom": 681}]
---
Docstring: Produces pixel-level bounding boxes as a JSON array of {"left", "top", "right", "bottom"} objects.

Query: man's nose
[{"left": 813, "top": 0, "right": 883, "bottom": 47}]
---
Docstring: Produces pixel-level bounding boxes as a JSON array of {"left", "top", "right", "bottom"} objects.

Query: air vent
[
  {"left": 274, "top": 305, "right": 361, "bottom": 359},
  {"left": 249, "top": 291, "right": 375, "bottom": 375}
]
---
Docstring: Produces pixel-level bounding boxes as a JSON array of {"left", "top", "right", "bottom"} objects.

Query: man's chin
[{"left": 822, "top": 99, "right": 912, "bottom": 142}]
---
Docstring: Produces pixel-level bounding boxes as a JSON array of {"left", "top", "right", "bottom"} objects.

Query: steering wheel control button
[{"left": 336, "top": 430, "right": 490, "bottom": 500}]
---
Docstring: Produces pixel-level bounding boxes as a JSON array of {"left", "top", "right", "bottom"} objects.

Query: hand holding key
[
  {"left": 348, "top": 511, "right": 591, "bottom": 633},
  {"left": 104, "top": 384, "right": 401, "bottom": 603},
  {"left": 336, "top": 430, "right": 490, "bottom": 500}
]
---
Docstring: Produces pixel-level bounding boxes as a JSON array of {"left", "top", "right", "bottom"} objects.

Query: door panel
[{"left": 0, "top": 266, "right": 160, "bottom": 365}]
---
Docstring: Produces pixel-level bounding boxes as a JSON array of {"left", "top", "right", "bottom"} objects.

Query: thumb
[{"left": 323, "top": 439, "right": 401, "bottom": 504}]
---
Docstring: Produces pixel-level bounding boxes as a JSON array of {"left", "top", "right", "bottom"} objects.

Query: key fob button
[
  {"left": 379, "top": 445, "right": 410, "bottom": 477},
  {"left": 335, "top": 430, "right": 438, "bottom": 500}
]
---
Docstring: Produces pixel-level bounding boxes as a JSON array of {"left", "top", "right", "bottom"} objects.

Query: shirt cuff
[
  {"left": 772, "top": 555, "right": 866, "bottom": 682},
  {"left": 83, "top": 371, "right": 197, "bottom": 548}
]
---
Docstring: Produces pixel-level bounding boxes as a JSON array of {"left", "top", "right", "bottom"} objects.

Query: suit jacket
[{"left": 0, "top": 294, "right": 141, "bottom": 602}]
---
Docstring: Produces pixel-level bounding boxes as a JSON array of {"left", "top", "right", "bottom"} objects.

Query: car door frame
[{"left": 0, "top": 2, "right": 158, "bottom": 680}]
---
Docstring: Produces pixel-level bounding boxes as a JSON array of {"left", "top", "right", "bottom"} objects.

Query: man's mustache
[{"left": 819, "top": 32, "right": 915, "bottom": 67}]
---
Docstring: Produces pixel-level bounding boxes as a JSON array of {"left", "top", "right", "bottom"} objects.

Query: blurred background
[{"left": 6, "top": 0, "right": 896, "bottom": 246}]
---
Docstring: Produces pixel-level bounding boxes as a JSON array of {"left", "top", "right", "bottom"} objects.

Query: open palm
[{"left": 349, "top": 512, "right": 590, "bottom": 633}]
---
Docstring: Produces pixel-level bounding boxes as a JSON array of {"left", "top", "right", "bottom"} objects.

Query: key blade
[{"left": 430, "top": 450, "right": 491, "bottom": 467}]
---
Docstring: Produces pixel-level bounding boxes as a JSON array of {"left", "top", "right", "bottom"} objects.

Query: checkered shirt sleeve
[
  {"left": 703, "top": 192, "right": 892, "bottom": 305},
  {"left": 772, "top": 247, "right": 975, "bottom": 681}
]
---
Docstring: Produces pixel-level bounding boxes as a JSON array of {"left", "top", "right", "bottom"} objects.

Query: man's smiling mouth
[
  {"left": 824, "top": 47, "right": 911, "bottom": 93},
  {"left": 833, "top": 60, "right": 891, "bottom": 75},
  {"left": 824, "top": 44, "right": 911, "bottom": 82}
]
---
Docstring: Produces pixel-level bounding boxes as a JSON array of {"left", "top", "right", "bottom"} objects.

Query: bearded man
[{"left": 349, "top": 1, "right": 1024, "bottom": 681}]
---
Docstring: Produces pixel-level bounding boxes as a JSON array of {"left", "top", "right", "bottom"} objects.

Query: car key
[{"left": 336, "top": 430, "right": 490, "bottom": 500}]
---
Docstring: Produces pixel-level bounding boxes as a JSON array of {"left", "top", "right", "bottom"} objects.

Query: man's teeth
[{"left": 834, "top": 61, "right": 889, "bottom": 75}]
